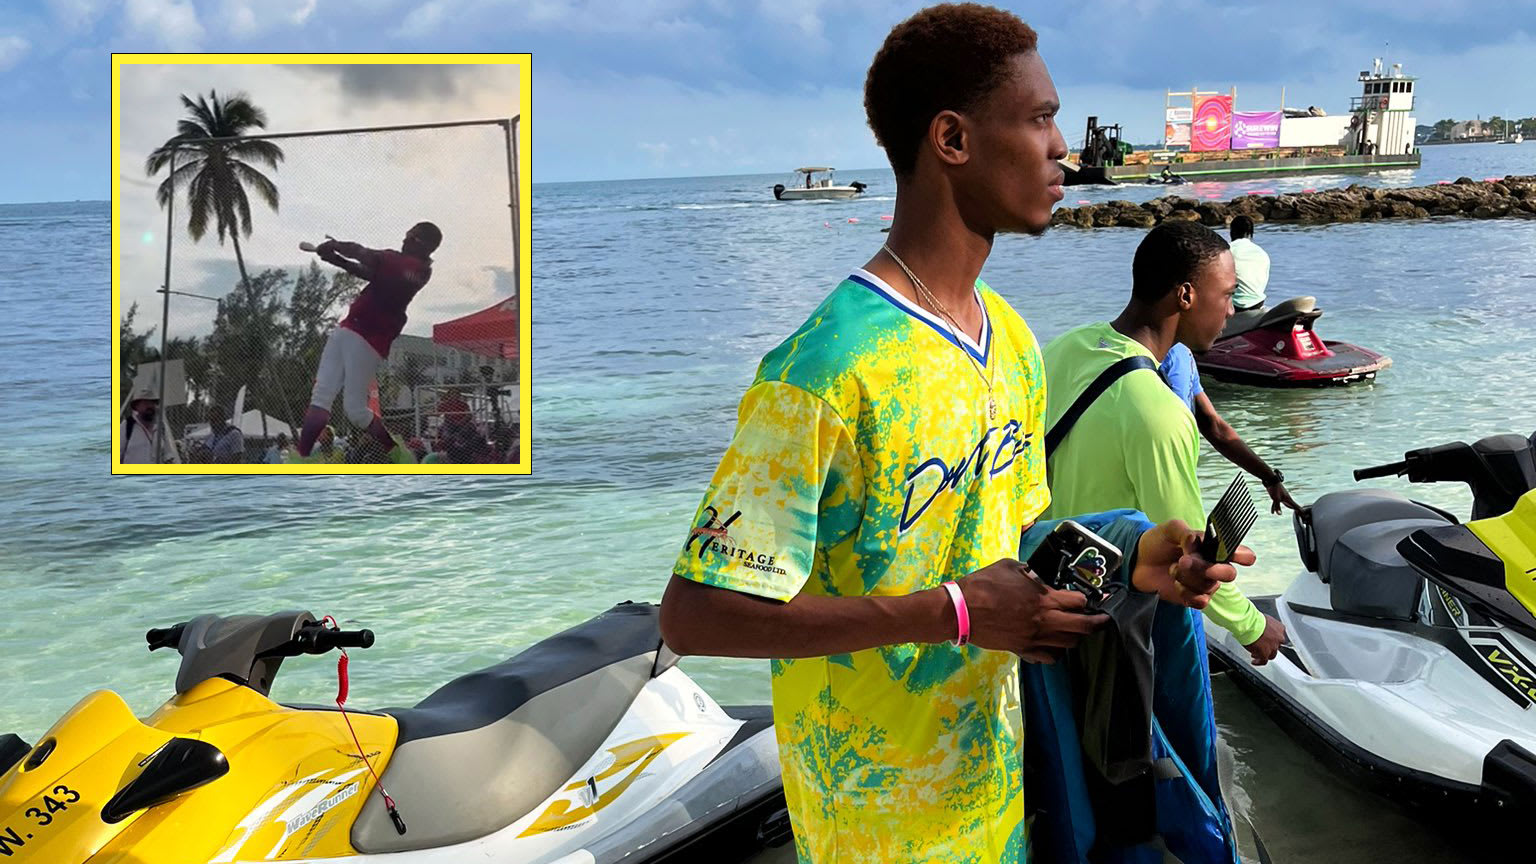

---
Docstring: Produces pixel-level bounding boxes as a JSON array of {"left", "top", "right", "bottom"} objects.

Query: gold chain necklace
[{"left": 881, "top": 243, "right": 997, "bottom": 421}]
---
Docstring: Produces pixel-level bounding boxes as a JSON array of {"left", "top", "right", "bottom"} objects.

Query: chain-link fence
[{"left": 118, "top": 117, "right": 521, "bottom": 466}]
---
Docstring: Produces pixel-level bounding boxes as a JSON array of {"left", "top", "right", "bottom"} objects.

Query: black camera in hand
[{"left": 1026, "top": 520, "right": 1124, "bottom": 612}]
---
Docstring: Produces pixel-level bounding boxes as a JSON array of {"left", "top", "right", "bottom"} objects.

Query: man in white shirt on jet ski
[{"left": 1228, "top": 215, "right": 1269, "bottom": 311}]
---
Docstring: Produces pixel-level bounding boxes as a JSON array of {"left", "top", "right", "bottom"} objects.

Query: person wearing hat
[{"left": 121, "top": 387, "right": 173, "bottom": 464}]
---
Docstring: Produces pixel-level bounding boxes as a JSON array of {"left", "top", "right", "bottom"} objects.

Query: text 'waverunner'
[
  {"left": 0, "top": 602, "right": 788, "bottom": 863},
  {"left": 1207, "top": 431, "right": 1536, "bottom": 821},
  {"left": 1197, "top": 296, "right": 1391, "bottom": 387}
]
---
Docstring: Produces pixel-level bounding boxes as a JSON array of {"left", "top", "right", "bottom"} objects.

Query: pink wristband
[{"left": 942, "top": 581, "right": 970, "bottom": 647}]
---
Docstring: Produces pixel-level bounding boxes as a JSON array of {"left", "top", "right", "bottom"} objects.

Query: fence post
[
  {"left": 503, "top": 117, "right": 520, "bottom": 295},
  {"left": 155, "top": 147, "right": 176, "bottom": 464}
]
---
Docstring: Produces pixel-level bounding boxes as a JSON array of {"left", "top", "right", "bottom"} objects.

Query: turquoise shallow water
[{"left": 4, "top": 141, "right": 1535, "bottom": 861}]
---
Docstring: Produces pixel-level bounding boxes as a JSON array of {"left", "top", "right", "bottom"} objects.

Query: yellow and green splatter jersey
[{"left": 674, "top": 269, "right": 1051, "bottom": 864}]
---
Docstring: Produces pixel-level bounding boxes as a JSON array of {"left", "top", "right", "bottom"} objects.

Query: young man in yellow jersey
[{"left": 660, "top": 6, "right": 1252, "bottom": 862}]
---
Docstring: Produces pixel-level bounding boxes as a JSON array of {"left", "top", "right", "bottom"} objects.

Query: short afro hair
[
  {"left": 864, "top": 4, "right": 1039, "bottom": 177},
  {"left": 1229, "top": 214, "right": 1255, "bottom": 239},
  {"left": 411, "top": 221, "right": 443, "bottom": 254},
  {"left": 1132, "top": 221, "right": 1231, "bottom": 302}
]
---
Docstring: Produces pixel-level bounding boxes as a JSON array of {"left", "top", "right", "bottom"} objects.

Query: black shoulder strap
[
  {"left": 1045, "top": 355, "right": 1157, "bottom": 458},
  {"left": 122, "top": 418, "right": 134, "bottom": 460}
]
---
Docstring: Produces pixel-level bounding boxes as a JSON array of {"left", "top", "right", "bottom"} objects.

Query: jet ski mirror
[
  {"left": 0, "top": 734, "right": 30, "bottom": 776},
  {"left": 101, "top": 738, "right": 229, "bottom": 824}
]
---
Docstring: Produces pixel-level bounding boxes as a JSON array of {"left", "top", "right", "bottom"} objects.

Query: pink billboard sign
[
  {"left": 1231, "top": 111, "right": 1283, "bottom": 149},
  {"left": 1191, "top": 95, "right": 1233, "bottom": 152}
]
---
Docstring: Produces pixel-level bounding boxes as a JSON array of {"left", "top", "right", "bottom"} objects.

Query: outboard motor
[{"left": 772, "top": 183, "right": 785, "bottom": 200}]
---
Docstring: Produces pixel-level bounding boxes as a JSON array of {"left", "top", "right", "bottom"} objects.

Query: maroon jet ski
[{"left": 1197, "top": 296, "right": 1391, "bottom": 387}]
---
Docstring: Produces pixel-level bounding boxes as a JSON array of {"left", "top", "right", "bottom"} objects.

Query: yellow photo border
[{"left": 111, "top": 53, "right": 532, "bottom": 475}]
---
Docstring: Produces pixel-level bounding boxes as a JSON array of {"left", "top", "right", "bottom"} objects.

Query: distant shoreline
[
  {"left": 1050, "top": 174, "right": 1536, "bottom": 230},
  {"left": 0, "top": 199, "right": 110, "bottom": 207},
  {"left": 1420, "top": 137, "right": 1520, "bottom": 146},
  {"left": 530, "top": 168, "right": 893, "bottom": 188}
]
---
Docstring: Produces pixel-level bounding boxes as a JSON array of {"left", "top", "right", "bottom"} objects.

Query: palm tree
[
  {"left": 145, "top": 90, "right": 283, "bottom": 304},
  {"left": 145, "top": 90, "right": 305, "bottom": 426}
]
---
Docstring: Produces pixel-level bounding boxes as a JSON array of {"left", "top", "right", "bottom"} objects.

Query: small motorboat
[
  {"left": 773, "top": 167, "right": 867, "bottom": 201},
  {"left": 1197, "top": 295, "right": 1391, "bottom": 386}
]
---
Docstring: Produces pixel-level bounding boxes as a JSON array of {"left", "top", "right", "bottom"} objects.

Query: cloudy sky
[{"left": 5, "top": 0, "right": 1536, "bottom": 202}]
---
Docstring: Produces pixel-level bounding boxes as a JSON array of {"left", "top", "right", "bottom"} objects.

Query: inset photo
[{"left": 113, "top": 54, "right": 530, "bottom": 473}]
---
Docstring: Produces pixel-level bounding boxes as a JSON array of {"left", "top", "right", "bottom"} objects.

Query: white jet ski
[{"left": 1207, "top": 431, "right": 1536, "bottom": 822}]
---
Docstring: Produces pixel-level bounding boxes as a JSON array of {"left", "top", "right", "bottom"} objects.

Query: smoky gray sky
[
  {"left": 296, "top": 64, "right": 484, "bottom": 102},
  {"left": 117, "top": 62, "right": 523, "bottom": 341}
]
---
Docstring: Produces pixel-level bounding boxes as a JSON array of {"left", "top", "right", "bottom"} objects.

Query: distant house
[
  {"left": 381, "top": 334, "right": 518, "bottom": 436},
  {"left": 386, "top": 334, "right": 514, "bottom": 385},
  {"left": 1451, "top": 119, "right": 1487, "bottom": 140}
]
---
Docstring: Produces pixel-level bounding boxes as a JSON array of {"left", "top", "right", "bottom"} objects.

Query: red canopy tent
[{"left": 431, "top": 298, "right": 519, "bottom": 360}]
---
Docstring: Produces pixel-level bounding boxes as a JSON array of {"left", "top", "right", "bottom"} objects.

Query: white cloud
[
  {"left": 219, "top": 0, "right": 321, "bottom": 38},
  {"left": 757, "top": 0, "right": 825, "bottom": 41},
  {"left": 227, "top": 1, "right": 258, "bottom": 36},
  {"left": 637, "top": 140, "right": 672, "bottom": 165},
  {"left": 0, "top": 36, "right": 29, "bottom": 71},
  {"left": 123, "top": 0, "right": 206, "bottom": 50},
  {"left": 290, "top": 0, "right": 318, "bottom": 25},
  {"left": 392, "top": 0, "right": 452, "bottom": 37},
  {"left": 463, "top": 0, "right": 702, "bottom": 36},
  {"left": 46, "top": 0, "right": 115, "bottom": 30}
]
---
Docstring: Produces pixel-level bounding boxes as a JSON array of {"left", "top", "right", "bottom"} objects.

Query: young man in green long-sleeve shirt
[{"left": 1042, "top": 219, "right": 1287, "bottom": 660}]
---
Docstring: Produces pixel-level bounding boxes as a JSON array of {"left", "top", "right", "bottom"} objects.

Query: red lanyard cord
[{"left": 324, "top": 616, "right": 406, "bottom": 835}]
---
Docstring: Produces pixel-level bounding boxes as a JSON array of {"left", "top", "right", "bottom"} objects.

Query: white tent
[
  {"left": 126, "top": 359, "right": 188, "bottom": 407},
  {"left": 185, "top": 410, "right": 294, "bottom": 441},
  {"left": 238, "top": 410, "right": 293, "bottom": 439}
]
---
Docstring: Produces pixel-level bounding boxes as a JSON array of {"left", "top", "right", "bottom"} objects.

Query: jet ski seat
[
  {"left": 1328, "top": 518, "right": 1448, "bottom": 620},
  {"left": 352, "top": 602, "right": 677, "bottom": 853},
  {"left": 1300, "top": 490, "right": 1457, "bottom": 621},
  {"left": 1218, "top": 296, "right": 1318, "bottom": 340}
]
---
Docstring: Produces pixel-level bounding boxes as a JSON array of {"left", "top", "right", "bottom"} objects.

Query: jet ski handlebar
[
  {"left": 147, "top": 613, "right": 375, "bottom": 697},
  {"left": 291, "top": 624, "right": 375, "bottom": 654},
  {"left": 145, "top": 619, "right": 374, "bottom": 656},
  {"left": 146, "top": 624, "right": 187, "bottom": 651},
  {"left": 1350, "top": 435, "right": 1535, "bottom": 520},
  {"left": 1353, "top": 460, "right": 1408, "bottom": 481}
]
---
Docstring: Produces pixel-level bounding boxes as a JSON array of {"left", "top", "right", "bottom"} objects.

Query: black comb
[{"left": 1200, "top": 474, "right": 1258, "bottom": 563}]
